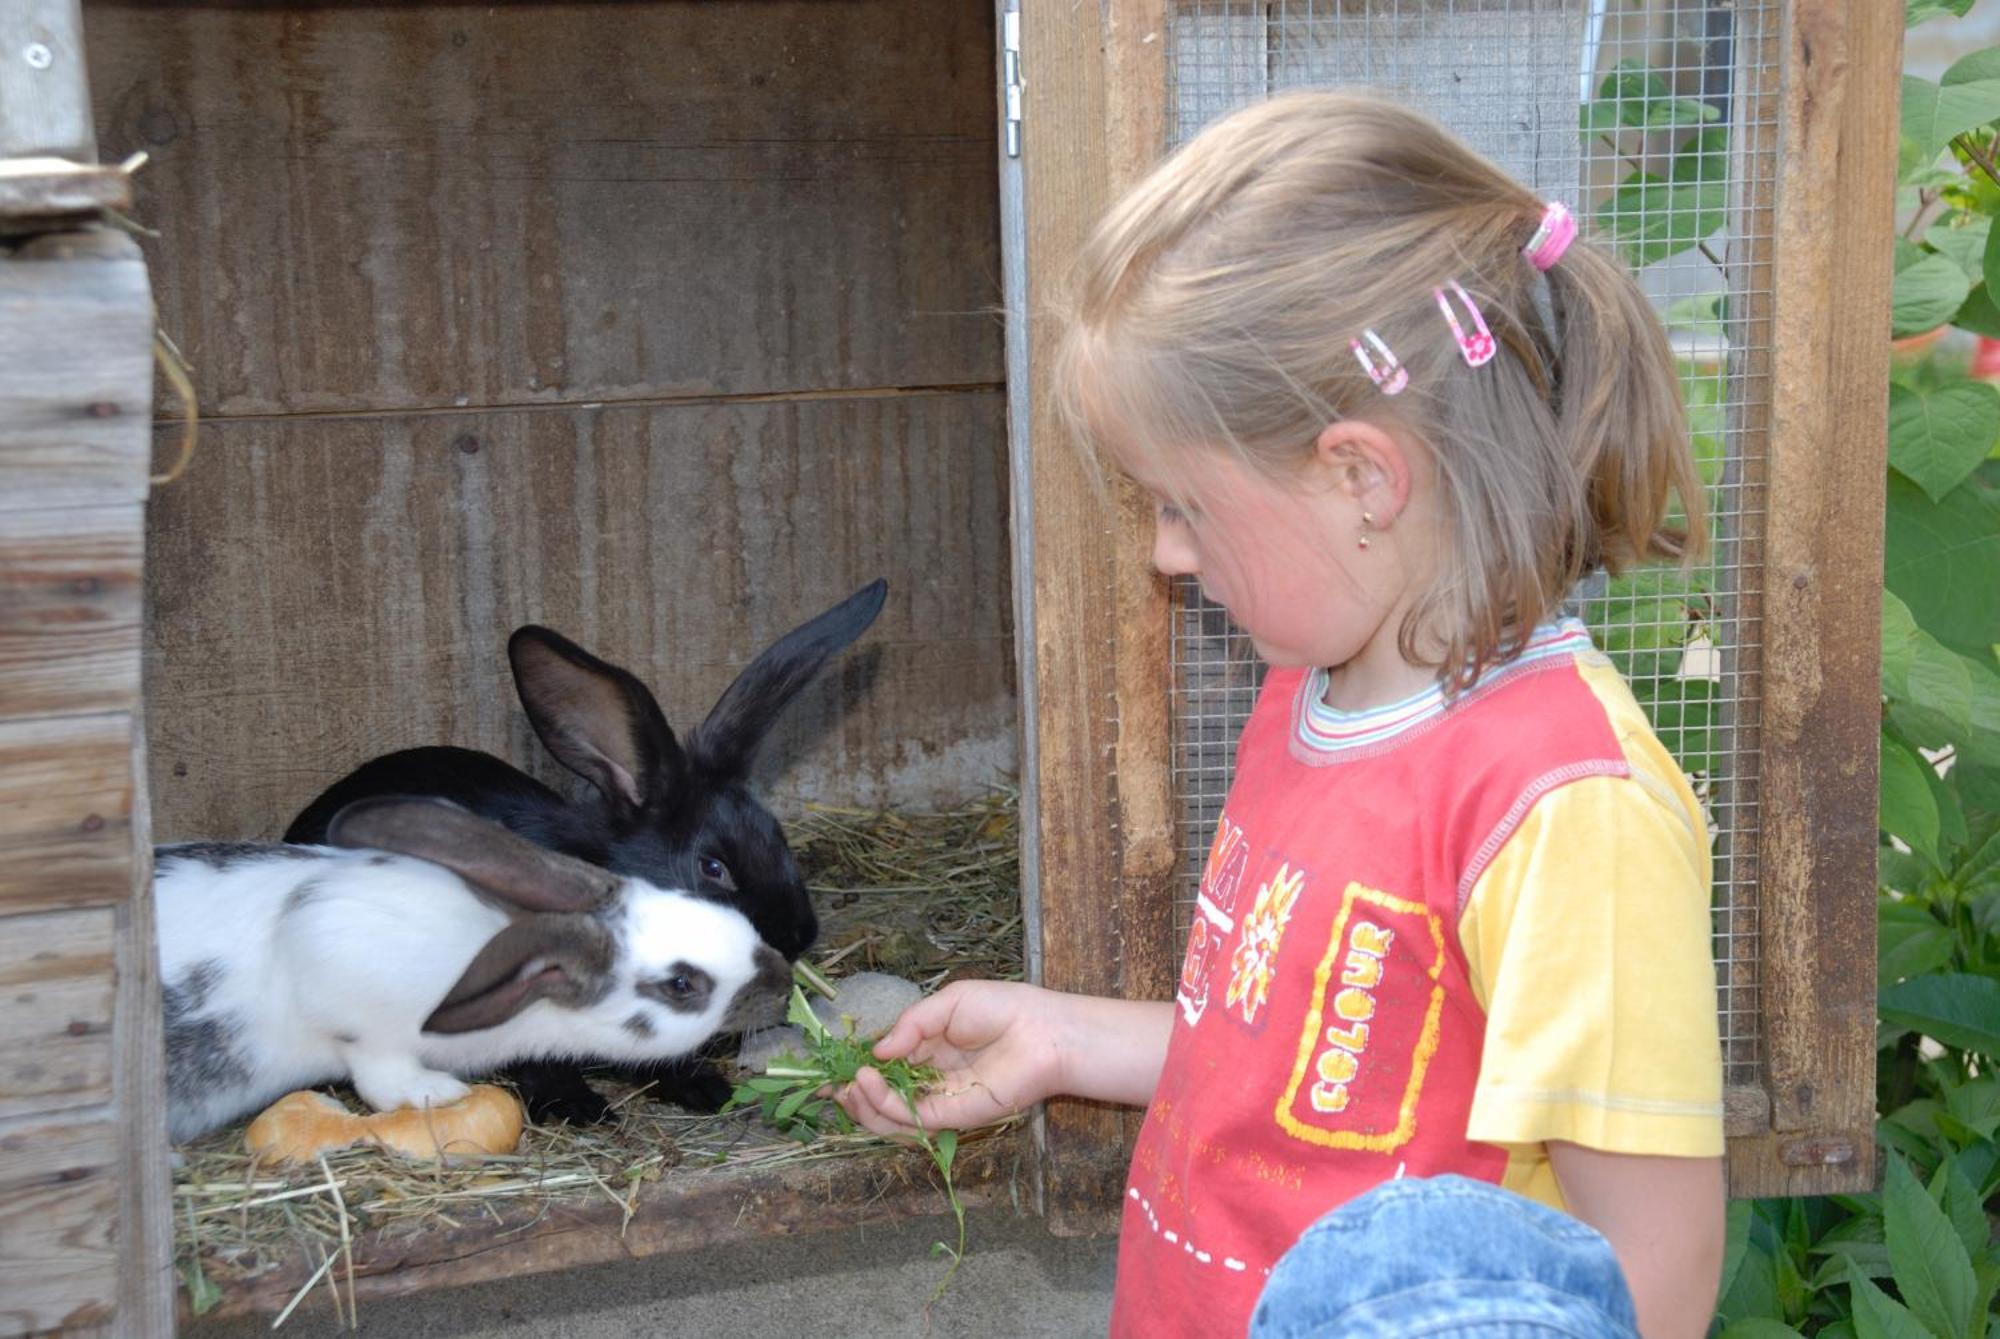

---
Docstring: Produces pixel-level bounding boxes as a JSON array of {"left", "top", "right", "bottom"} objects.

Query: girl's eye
[
  {"left": 1158, "top": 501, "right": 1189, "bottom": 526},
  {"left": 699, "top": 855, "right": 736, "bottom": 890}
]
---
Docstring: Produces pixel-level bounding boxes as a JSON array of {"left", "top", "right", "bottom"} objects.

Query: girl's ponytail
[{"left": 1542, "top": 239, "right": 1709, "bottom": 572}]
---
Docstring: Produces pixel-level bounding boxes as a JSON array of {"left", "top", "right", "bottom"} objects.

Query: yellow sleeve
[{"left": 1458, "top": 755, "right": 1724, "bottom": 1159}]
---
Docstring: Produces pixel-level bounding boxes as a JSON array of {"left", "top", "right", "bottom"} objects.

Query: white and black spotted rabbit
[
  {"left": 282, "top": 580, "right": 887, "bottom": 1122},
  {"left": 158, "top": 796, "right": 790, "bottom": 1143}
]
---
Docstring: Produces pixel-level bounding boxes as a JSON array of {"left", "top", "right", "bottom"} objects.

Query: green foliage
[{"left": 724, "top": 980, "right": 970, "bottom": 1298}]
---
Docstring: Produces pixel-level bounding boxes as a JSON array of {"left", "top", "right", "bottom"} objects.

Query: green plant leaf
[
  {"left": 1881, "top": 973, "right": 2000, "bottom": 1057},
  {"left": 1885, "top": 472, "right": 2000, "bottom": 660},
  {"left": 1897, "top": 243, "right": 1978, "bottom": 339},
  {"left": 1937, "top": 1156, "right": 1990, "bottom": 1260},
  {"left": 1881, "top": 898, "right": 1958, "bottom": 983},
  {"left": 1596, "top": 129, "right": 1731, "bottom": 272},
  {"left": 1884, "top": 1152, "right": 1979, "bottom": 1339},
  {"left": 1956, "top": 826, "right": 2000, "bottom": 895},
  {"left": 1850, "top": 1261, "right": 1941, "bottom": 1339},
  {"left": 1584, "top": 61, "right": 1721, "bottom": 134},
  {"left": 1903, "top": 74, "right": 2000, "bottom": 165},
  {"left": 1927, "top": 216, "right": 1994, "bottom": 284},
  {"left": 183, "top": 1260, "right": 223, "bottom": 1317},
  {"left": 1718, "top": 1323, "right": 1810, "bottom": 1339},
  {"left": 935, "top": 1128, "right": 958, "bottom": 1175},
  {"left": 1886, "top": 591, "right": 1922, "bottom": 700},
  {"left": 1718, "top": 1198, "right": 1754, "bottom": 1309},
  {"left": 1718, "top": 1239, "right": 1783, "bottom": 1327},
  {"left": 1883, "top": 733, "right": 1944, "bottom": 864},
  {"left": 1951, "top": 282, "right": 2000, "bottom": 337},
  {"left": 1889, "top": 380, "right": 2000, "bottom": 501},
  {"left": 1911, "top": 0, "right": 1978, "bottom": 25},
  {"left": 1942, "top": 1076, "right": 2000, "bottom": 1137},
  {"left": 1946, "top": 49, "right": 2000, "bottom": 87}
]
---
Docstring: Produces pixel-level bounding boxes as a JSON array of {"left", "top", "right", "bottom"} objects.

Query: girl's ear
[{"left": 1312, "top": 420, "right": 1414, "bottom": 522}]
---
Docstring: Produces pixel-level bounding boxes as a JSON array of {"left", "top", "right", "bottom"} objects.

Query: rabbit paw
[
  {"left": 503, "top": 1061, "right": 615, "bottom": 1126},
  {"left": 350, "top": 1055, "right": 471, "bottom": 1115}
]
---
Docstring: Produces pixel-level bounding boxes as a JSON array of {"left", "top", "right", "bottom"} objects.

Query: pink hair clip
[
  {"left": 1350, "top": 329, "right": 1408, "bottom": 396},
  {"left": 1433, "top": 280, "right": 1496, "bottom": 367},
  {"left": 1523, "top": 201, "right": 1577, "bottom": 272}
]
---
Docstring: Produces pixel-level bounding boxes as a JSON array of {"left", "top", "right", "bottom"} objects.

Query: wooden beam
[
  {"left": 0, "top": 0, "right": 94, "bottom": 162},
  {"left": 0, "top": 230, "right": 151, "bottom": 514},
  {"left": 1729, "top": 0, "right": 1899, "bottom": 1200},
  {"left": 1020, "top": 0, "right": 1174, "bottom": 1230},
  {"left": 0, "top": 505, "right": 143, "bottom": 722},
  {"left": 0, "top": 1114, "right": 119, "bottom": 1335}
]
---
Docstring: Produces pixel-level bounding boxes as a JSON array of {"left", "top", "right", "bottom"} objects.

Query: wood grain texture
[
  {"left": 0, "top": 713, "right": 133, "bottom": 914},
  {"left": 0, "top": 1114, "right": 119, "bottom": 1337},
  {"left": 182, "top": 1125, "right": 1028, "bottom": 1324},
  {"left": 0, "top": 907, "right": 114, "bottom": 1121},
  {"left": 0, "top": 505, "right": 142, "bottom": 722},
  {"left": 84, "top": 0, "right": 1000, "bottom": 417},
  {"left": 1021, "top": 0, "right": 1174, "bottom": 1226},
  {"left": 113, "top": 728, "right": 172, "bottom": 1338},
  {"left": 0, "top": 0, "right": 95, "bottom": 161},
  {"left": 1729, "top": 0, "right": 1899, "bottom": 1199},
  {"left": 0, "top": 229, "right": 151, "bottom": 513},
  {"left": 142, "top": 392, "right": 1016, "bottom": 840}
]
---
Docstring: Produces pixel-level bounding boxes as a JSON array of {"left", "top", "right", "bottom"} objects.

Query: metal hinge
[{"left": 1002, "top": 2, "right": 1023, "bottom": 158}]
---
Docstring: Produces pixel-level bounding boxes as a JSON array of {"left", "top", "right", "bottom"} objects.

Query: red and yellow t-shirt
[{"left": 1109, "top": 621, "right": 1723, "bottom": 1339}]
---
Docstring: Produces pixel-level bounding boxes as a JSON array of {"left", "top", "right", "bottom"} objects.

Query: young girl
[{"left": 837, "top": 91, "right": 1725, "bottom": 1338}]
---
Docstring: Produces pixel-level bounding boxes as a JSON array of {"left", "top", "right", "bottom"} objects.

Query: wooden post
[
  {"left": 1019, "top": 0, "right": 1176, "bottom": 1230},
  {"left": 1724, "top": 0, "right": 1900, "bottom": 1199},
  {"left": 0, "top": 223, "right": 169, "bottom": 1333},
  {"left": 0, "top": 0, "right": 93, "bottom": 160}
]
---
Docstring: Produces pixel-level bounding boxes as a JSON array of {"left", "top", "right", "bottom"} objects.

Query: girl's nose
[{"left": 1152, "top": 518, "right": 1199, "bottom": 578}]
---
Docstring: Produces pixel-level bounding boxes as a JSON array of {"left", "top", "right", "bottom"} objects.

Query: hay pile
[{"left": 173, "top": 792, "right": 1022, "bottom": 1324}]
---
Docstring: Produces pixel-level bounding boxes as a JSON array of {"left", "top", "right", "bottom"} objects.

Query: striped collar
[{"left": 1294, "top": 618, "right": 1597, "bottom": 757}]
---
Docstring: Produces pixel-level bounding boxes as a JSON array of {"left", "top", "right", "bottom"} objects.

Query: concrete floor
[{"left": 185, "top": 1210, "right": 1119, "bottom": 1339}]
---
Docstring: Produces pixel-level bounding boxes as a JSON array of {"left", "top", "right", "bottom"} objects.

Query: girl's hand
[
  {"left": 835, "top": 980, "right": 1065, "bottom": 1137},
  {"left": 834, "top": 982, "right": 1177, "bottom": 1139}
]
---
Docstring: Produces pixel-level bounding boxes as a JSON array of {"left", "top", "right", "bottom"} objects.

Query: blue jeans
[{"left": 1249, "top": 1176, "right": 1641, "bottom": 1338}]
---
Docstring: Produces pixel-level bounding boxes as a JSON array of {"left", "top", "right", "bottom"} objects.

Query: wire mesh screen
[{"left": 1165, "top": 0, "right": 1775, "bottom": 1089}]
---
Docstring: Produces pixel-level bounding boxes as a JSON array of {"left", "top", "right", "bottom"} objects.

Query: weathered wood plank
[
  {"left": 0, "top": 505, "right": 142, "bottom": 722},
  {"left": 0, "top": 1113, "right": 119, "bottom": 1337},
  {"left": 142, "top": 392, "right": 1015, "bottom": 840},
  {"left": 0, "top": 907, "right": 115, "bottom": 1120},
  {"left": 0, "top": 228, "right": 151, "bottom": 513},
  {"left": 114, "top": 729, "right": 173, "bottom": 1336},
  {"left": 1732, "top": 0, "right": 1899, "bottom": 1197},
  {"left": 0, "top": 713, "right": 133, "bottom": 914},
  {"left": 1020, "top": 0, "right": 1175, "bottom": 1228},
  {"left": 182, "top": 1125, "right": 1028, "bottom": 1324},
  {"left": 0, "top": 0, "right": 94, "bottom": 162},
  {"left": 85, "top": 0, "right": 1000, "bottom": 417},
  {"left": 0, "top": 157, "right": 130, "bottom": 222}
]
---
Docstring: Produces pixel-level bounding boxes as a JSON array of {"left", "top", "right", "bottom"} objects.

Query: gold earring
[{"left": 1358, "top": 510, "right": 1375, "bottom": 550}]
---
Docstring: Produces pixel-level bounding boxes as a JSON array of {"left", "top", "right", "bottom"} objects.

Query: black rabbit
[{"left": 285, "top": 579, "right": 888, "bottom": 1123}]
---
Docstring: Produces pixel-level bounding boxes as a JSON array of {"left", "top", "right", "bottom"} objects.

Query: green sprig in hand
[{"left": 725, "top": 965, "right": 966, "bottom": 1296}]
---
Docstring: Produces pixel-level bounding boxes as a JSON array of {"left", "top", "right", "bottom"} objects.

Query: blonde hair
[{"left": 1055, "top": 90, "right": 1706, "bottom": 689}]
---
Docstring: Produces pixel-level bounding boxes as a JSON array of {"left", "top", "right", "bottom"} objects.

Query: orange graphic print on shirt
[
  {"left": 1276, "top": 882, "right": 1446, "bottom": 1151},
  {"left": 1224, "top": 864, "right": 1305, "bottom": 1026}
]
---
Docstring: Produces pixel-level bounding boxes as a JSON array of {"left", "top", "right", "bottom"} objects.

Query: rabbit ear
[
  {"left": 422, "top": 916, "right": 614, "bottom": 1034},
  {"left": 508, "top": 626, "right": 686, "bottom": 817},
  {"left": 689, "top": 579, "right": 888, "bottom": 781},
  {"left": 325, "top": 796, "right": 620, "bottom": 915}
]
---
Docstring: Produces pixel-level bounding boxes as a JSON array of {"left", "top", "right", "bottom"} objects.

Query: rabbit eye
[
  {"left": 640, "top": 964, "right": 713, "bottom": 1014},
  {"left": 698, "top": 855, "right": 737, "bottom": 891}
]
